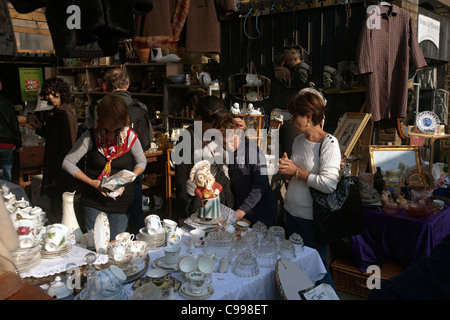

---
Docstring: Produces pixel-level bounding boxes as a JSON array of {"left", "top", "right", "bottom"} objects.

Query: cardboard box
[{"left": 18, "top": 146, "right": 44, "bottom": 169}]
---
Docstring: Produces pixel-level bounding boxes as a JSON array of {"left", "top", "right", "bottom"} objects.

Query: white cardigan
[{"left": 284, "top": 134, "right": 341, "bottom": 220}]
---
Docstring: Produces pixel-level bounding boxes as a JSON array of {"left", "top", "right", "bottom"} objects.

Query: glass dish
[
  {"left": 251, "top": 221, "right": 267, "bottom": 245},
  {"left": 203, "top": 231, "right": 234, "bottom": 258},
  {"left": 227, "top": 240, "right": 252, "bottom": 265},
  {"left": 231, "top": 253, "right": 260, "bottom": 278},
  {"left": 255, "top": 236, "right": 278, "bottom": 268},
  {"left": 241, "top": 231, "right": 259, "bottom": 251},
  {"left": 267, "top": 226, "right": 286, "bottom": 249},
  {"left": 289, "top": 233, "right": 304, "bottom": 253},
  {"left": 279, "top": 239, "right": 296, "bottom": 260}
]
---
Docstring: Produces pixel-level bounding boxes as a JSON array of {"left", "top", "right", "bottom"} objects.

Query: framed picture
[
  {"left": 369, "top": 145, "right": 422, "bottom": 192},
  {"left": 333, "top": 112, "right": 372, "bottom": 158}
]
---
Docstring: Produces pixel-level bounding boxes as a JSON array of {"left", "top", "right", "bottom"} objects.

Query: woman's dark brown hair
[
  {"left": 196, "top": 95, "right": 229, "bottom": 129},
  {"left": 96, "top": 94, "right": 129, "bottom": 131},
  {"left": 287, "top": 89, "right": 326, "bottom": 126},
  {"left": 39, "top": 77, "right": 72, "bottom": 104}
]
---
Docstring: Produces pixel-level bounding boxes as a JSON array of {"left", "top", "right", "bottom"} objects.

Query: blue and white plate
[{"left": 416, "top": 111, "right": 440, "bottom": 133}]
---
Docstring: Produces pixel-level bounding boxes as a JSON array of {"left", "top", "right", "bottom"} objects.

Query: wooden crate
[{"left": 331, "top": 259, "right": 404, "bottom": 298}]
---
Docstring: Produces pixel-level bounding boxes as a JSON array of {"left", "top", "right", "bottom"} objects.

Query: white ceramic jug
[{"left": 61, "top": 191, "right": 82, "bottom": 242}]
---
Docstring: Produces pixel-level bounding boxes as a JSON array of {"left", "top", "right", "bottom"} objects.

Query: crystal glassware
[
  {"left": 255, "top": 236, "right": 278, "bottom": 268},
  {"left": 231, "top": 253, "right": 260, "bottom": 278},
  {"left": 279, "top": 239, "right": 296, "bottom": 260}
]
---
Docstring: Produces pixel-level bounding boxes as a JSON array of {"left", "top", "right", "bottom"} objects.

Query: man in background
[
  {"left": 284, "top": 48, "right": 311, "bottom": 88},
  {"left": 0, "top": 76, "right": 21, "bottom": 182}
]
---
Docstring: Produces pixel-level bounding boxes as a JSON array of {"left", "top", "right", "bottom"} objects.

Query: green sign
[{"left": 19, "top": 68, "right": 43, "bottom": 101}]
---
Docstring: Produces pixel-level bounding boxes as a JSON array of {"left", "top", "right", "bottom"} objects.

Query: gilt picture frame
[
  {"left": 369, "top": 145, "right": 421, "bottom": 192},
  {"left": 333, "top": 112, "right": 372, "bottom": 159}
]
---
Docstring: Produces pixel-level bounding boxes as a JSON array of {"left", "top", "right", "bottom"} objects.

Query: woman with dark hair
[
  {"left": 27, "top": 77, "right": 78, "bottom": 223},
  {"left": 62, "top": 94, "right": 146, "bottom": 239},
  {"left": 278, "top": 88, "right": 341, "bottom": 291},
  {"left": 173, "top": 95, "right": 234, "bottom": 222}
]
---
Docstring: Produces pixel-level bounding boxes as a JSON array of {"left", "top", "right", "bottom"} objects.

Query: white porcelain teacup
[
  {"left": 109, "top": 241, "right": 127, "bottom": 261},
  {"left": 18, "top": 233, "right": 35, "bottom": 249},
  {"left": 162, "top": 219, "right": 177, "bottom": 233},
  {"left": 166, "top": 230, "right": 182, "bottom": 246},
  {"left": 15, "top": 220, "right": 36, "bottom": 248},
  {"left": 190, "top": 229, "right": 205, "bottom": 247},
  {"left": 14, "top": 219, "right": 37, "bottom": 237},
  {"left": 3, "top": 192, "right": 16, "bottom": 204},
  {"left": 129, "top": 240, "right": 148, "bottom": 264},
  {"left": 145, "top": 214, "right": 161, "bottom": 234},
  {"left": 49, "top": 223, "right": 69, "bottom": 235},
  {"left": 14, "top": 197, "right": 29, "bottom": 209},
  {"left": 163, "top": 244, "right": 181, "bottom": 265},
  {"left": 147, "top": 268, "right": 170, "bottom": 287},
  {"left": 115, "top": 232, "right": 135, "bottom": 247},
  {"left": 186, "top": 271, "right": 212, "bottom": 294},
  {"left": 179, "top": 255, "right": 198, "bottom": 275},
  {"left": 45, "top": 227, "right": 67, "bottom": 251}
]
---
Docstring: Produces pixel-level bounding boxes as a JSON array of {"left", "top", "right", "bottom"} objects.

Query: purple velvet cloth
[{"left": 350, "top": 204, "right": 450, "bottom": 273}]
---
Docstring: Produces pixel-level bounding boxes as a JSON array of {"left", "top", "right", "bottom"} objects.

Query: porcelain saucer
[
  {"left": 179, "top": 282, "right": 214, "bottom": 300},
  {"left": 152, "top": 256, "right": 180, "bottom": 271}
]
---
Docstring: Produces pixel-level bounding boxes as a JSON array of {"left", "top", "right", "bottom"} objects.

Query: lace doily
[{"left": 20, "top": 245, "right": 108, "bottom": 278}]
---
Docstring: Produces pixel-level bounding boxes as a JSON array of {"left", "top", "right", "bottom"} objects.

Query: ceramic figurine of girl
[{"left": 190, "top": 160, "right": 222, "bottom": 220}]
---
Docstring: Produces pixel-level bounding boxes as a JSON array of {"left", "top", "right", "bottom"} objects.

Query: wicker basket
[{"left": 331, "top": 259, "right": 403, "bottom": 298}]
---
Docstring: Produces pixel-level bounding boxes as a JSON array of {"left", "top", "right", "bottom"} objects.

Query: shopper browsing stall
[
  {"left": 103, "top": 67, "right": 153, "bottom": 236},
  {"left": 173, "top": 95, "right": 234, "bottom": 223},
  {"left": 278, "top": 88, "right": 341, "bottom": 290},
  {"left": 221, "top": 115, "right": 278, "bottom": 227},
  {"left": 62, "top": 94, "right": 146, "bottom": 239},
  {"left": 27, "top": 77, "right": 78, "bottom": 224}
]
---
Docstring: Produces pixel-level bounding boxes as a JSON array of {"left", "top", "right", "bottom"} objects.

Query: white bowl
[{"left": 168, "top": 74, "right": 185, "bottom": 84}]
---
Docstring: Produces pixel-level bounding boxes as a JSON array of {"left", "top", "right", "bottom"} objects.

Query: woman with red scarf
[{"left": 63, "top": 94, "right": 146, "bottom": 239}]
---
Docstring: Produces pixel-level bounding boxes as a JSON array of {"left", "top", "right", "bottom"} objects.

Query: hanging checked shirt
[{"left": 356, "top": 4, "right": 427, "bottom": 122}]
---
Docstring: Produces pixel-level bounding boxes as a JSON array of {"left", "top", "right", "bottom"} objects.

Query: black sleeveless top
[{"left": 81, "top": 129, "right": 135, "bottom": 214}]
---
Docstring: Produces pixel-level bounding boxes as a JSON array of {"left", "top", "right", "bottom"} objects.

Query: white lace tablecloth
[
  {"left": 124, "top": 232, "right": 327, "bottom": 300},
  {"left": 20, "top": 245, "right": 108, "bottom": 279}
]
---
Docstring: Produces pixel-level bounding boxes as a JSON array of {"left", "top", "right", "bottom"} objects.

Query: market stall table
[
  {"left": 350, "top": 204, "right": 450, "bottom": 273},
  {"left": 123, "top": 230, "right": 327, "bottom": 300}
]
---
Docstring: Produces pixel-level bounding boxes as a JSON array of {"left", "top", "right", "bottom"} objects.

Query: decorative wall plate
[{"left": 416, "top": 111, "right": 440, "bottom": 133}]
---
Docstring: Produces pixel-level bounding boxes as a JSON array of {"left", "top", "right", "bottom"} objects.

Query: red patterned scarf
[{"left": 94, "top": 127, "right": 137, "bottom": 180}]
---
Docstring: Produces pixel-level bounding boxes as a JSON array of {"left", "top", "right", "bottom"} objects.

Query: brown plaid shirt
[{"left": 356, "top": 5, "right": 427, "bottom": 122}]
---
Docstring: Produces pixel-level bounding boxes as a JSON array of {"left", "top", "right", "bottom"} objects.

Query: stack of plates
[
  {"left": 11, "top": 242, "right": 41, "bottom": 273},
  {"left": 40, "top": 242, "right": 72, "bottom": 259},
  {"left": 136, "top": 228, "right": 165, "bottom": 249},
  {"left": 108, "top": 254, "right": 133, "bottom": 270}
]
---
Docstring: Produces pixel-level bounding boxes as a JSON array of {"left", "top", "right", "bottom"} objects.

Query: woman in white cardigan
[{"left": 278, "top": 88, "right": 341, "bottom": 291}]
